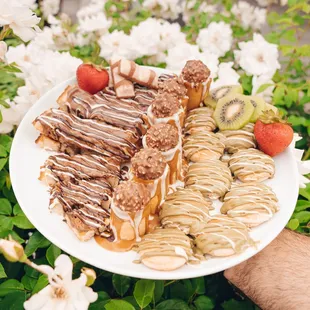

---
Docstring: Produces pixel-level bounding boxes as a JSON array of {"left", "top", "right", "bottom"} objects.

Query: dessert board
[{"left": 10, "top": 66, "right": 299, "bottom": 280}]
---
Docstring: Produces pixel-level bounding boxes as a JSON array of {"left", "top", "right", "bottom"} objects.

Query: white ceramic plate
[{"left": 10, "top": 68, "right": 299, "bottom": 280}]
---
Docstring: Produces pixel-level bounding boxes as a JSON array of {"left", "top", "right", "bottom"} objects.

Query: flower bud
[
  {"left": 0, "top": 41, "right": 7, "bottom": 62},
  {"left": 81, "top": 267, "right": 96, "bottom": 286},
  {"left": 0, "top": 238, "right": 27, "bottom": 263}
]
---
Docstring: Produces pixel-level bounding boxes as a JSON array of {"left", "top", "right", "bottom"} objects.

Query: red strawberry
[
  {"left": 76, "top": 64, "right": 109, "bottom": 94},
  {"left": 254, "top": 110, "right": 294, "bottom": 157}
]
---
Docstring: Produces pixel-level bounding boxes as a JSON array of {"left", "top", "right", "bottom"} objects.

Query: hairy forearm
[{"left": 224, "top": 229, "right": 310, "bottom": 310}]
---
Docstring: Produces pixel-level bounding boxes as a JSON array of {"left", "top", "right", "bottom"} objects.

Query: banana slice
[
  {"left": 229, "top": 148, "right": 275, "bottom": 182},
  {"left": 160, "top": 188, "right": 212, "bottom": 234},
  {"left": 134, "top": 228, "right": 196, "bottom": 271},
  {"left": 221, "top": 182, "right": 279, "bottom": 227},
  {"left": 190, "top": 216, "right": 254, "bottom": 257}
]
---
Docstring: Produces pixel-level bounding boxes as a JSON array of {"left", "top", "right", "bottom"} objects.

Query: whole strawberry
[
  {"left": 76, "top": 64, "right": 109, "bottom": 94},
  {"left": 254, "top": 110, "right": 293, "bottom": 157}
]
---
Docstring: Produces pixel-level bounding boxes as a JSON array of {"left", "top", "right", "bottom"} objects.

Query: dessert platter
[{"left": 10, "top": 58, "right": 299, "bottom": 279}]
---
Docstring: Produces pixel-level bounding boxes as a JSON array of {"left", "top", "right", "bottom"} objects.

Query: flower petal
[
  {"left": 24, "top": 285, "right": 53, "bottom": 310},
  {"left": 54, "top": 254, "right": 73, "bottom": 282}
]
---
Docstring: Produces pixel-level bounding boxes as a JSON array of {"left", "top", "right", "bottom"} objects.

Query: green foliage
[{"left": 0, "top": 1, "right": 309, "bottom": 309}]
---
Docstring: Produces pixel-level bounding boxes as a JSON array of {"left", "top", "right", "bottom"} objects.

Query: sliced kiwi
[
  {"left": 204, "top": 85, "right": 243, "bottom": 109},
  {"left": 249, "top": 96, "right": 266, "bottom": 122},
  {"left": 264, "top": 103, "right": 278, "bottom": 114},
  {"left": 213, "top": 94, "right": 254, "bottom": 130}
]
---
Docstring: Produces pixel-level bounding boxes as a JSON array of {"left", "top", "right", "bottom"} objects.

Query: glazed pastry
[
  {"left": 185, "top": 160, "right": 233, "bottom": 199},
  {"left": 221, "top": 123, "right": 256, "bottom": 154},
  {"left": 143, "top": 124, "right": 181, "bottom": 184},
  {"left": 221, "top": 183, "right": 279, "bottom": 227},
  {"left": 229, "top": 148, "right": 275, "bottom": 182},
  {"left": 33, "top": 109, "right": 140, "bottom": 162},
  {"left": 39, "top": 153, "right": 120, "bottom": 188},
  {"left": 118, "top": 59, "right": 158, "bottom": 89},
  {"left": 183, "top": 132, "right": 225, "bottom": 162},
  {"left": 51, "top": 178, "right": 113, "bottom": 241},
  {"left": 147, "top": 92, "right": 185, "bottom": 132},
  {"left": 131, "top": 148, "right": 169, "bottom": 214},
  {"left": 190, "top": 216, "right": 254, "bottom": 257},
  {"left": 109, "top": 181, "right": 151, "bottom": 251},
  {"left": 159, "top": 188, "right": 212, "bottom": 234},
  {"left": 184, "top": 107, "right": 217, "bottom": 135},
  {"left": 134, "top": 84, "right": 158, "bottom": 112},
  {"left": 159, "top": 77, "right": 189, "bottom": 109},
  {"left": 57, "top": 85, "right": 147, "bottom": 136},
  {"left": 110, "top": 57, "right": 135, "bottom": 98},
  {"left": 134, "top": 228, "right": 196, "bottom": 271},
  {"left": 181, "top": 60, "right": 212, "bottom": 111}
]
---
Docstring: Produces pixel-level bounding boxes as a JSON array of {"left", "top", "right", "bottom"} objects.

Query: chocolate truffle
[
  {"left": 131, "top": 148, "right": 167, "bottom": 180},
  {"left": 159, "top": 78, "right": 187, "bottom": 98},
  {"left": 151, "top": 93, "right": 181, "bottom": 118},
  {"left": 181, "top": 60, "right": 210, "bottom": 84},
  {"left": 113, "top": 181, "right": 150, "bottom": 212},
  {"left": 146, "top": 124, "right": 179, "bottom": 152}
]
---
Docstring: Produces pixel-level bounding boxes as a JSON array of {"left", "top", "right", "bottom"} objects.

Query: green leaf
[
  {"left": 46, "top": 244, "right": 61, "bottom": 267},
  {"left": 295, "top": 200, "right": 310, "bottom": 212},
  {"left": 0, "top": 279, "right": 24, "bottom": 297},
  {"left": 256, "top": 84, "right": 273, "bottom": 94},
  {"left": 21, "top": 275, "right": 37, "bottom": 291},
  {"left": 287, "top": 218, "right": 299, "bottom": 230},
  {"left": 170, "top": 282, "right": 190, "bottom": 301},
  {"left": 222, "top": 299, "right": 254, "bottom": 310},
  {"left": 134, "top": 279, "right": 155, "bottom": 308},
  {"left": 191, "top": 277, "right": 205, "bottom": 295},
  {"left": 0, "top": 291, "right": 26, "bottom": 310},
  {"left": 153, "top": 280, "right": 164, "bottom": 303},
  {"left": 299, "top": 184, "right": 310, "bottom": 200},
  {"left": 0, "top": 145, "right": 7, "bottom": 157},
  {"left": 0, "top": 215, "right": 13, "bottom": 231},
  {"left": 25, "top": 232, "right": 51, "bottom": 257},
  {"left": 89, "top": 291, "right": 110, "bottom": 310},
  {"left": 273, "top": 85, "right": 286, "bottom": 105},
  {"left": 0, "top": 170, "right": 7, "bottom": 189},
  {"left": 0, "top": 99, "right": 10, "bottom": 108},
  {"left": 112, "top": 274, "right": 131, "bottom": 297},
  {"left": 194, "top": 296, "right": 215, "bottom": 310},
  {"left": 13, "top": 204, "right": 22, "bottom": 215},
  {"left": 12, "top": 214, "right": 34, "bottom": 229},
  {"left": 283, "top": 29, "right": 297, "bottom": 42},
  {"left": 0, "top": 263, "right": 7, "bottom": 279},
  {"left": 0, "top": 158, "right": 8, "bottom": 171},
  {"left": 32, "top": 275, "right": 48, "bottom": 294},
  {"left": 156, "top": 299, "right": 190, "bottom": 310},
  {"left": 8, "top": 230, "right": 25, "bottom": 244},
  {"left": 293, "top": 211, "right": 310, "bottom": 224},
  {"left": 0, "top": 135, "right": 13, "bottom": 152},
  {"left": 105, "top": 300, "right": 135, "bottom": 310},
  {"left": 0, "top": 198, "right": 11, "bottom": 215}
]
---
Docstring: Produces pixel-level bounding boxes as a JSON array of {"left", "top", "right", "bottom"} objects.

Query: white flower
[
  {"left": 252, "top": 74, "right": 275, "bottom": 103},
  {"left": 130, "top": 18, "right": 162, "bottom": 58},
  {"left": 98, "top": 30, "right": 136, "bottom": 60},
  {"left": 232, "top": 1, "right": 266, "bottom": 30},
  {"left": 78, "top": 11, "right": 111, "bottom": 34},
  {"left": 291, "top": 134, "right": 310, "bottom": 188},
  {"left": 166, "top": 42, "right": 219, "bottom": 76},
  {"left": 76, "top": 0, "right": 107, "bottom": 21},
  {"left": 41, "top": 0, "right": 60, "bottom": 18},
  {"left": 197, "top": 22, "right": 233, "bottom": 57},
  {"left": 166, "top": 42, "right": 201, "bottom": 72},
  {"left": 0, "top": 41, "right": 7, "bottom": 62},
  {"left": 20, "top": 0, "right": 38, "bottom": 10},
  {"left": 183, "top": 2, "right": 217, "bottom": 23},
  {"left": 142, "top": 0, "right": 183, "bottom": 20},
  {"left": 212, "top": 62, "right": 240, "bottom": 89},
  {"left": 0, "top": 0, "right": 41, "bottom": 42},
  {"left": 158, "top": 21, "right": 187, "bottom": 52},
  {"left": 234, "top": 33, "right": 280, "bottom": 77},
  {"left": 24, "top": 255, "right": 98, "bottom": 310}
]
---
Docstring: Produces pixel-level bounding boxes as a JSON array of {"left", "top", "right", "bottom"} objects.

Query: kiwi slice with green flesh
[
  {"left": 213, "top": 94, "right": 254, "bottom": 130},
  {"left": 264, "top": 103, "right": 278, "bottom": 114},
  {"left": 249, "top": 96, "right": 266, "bottom": 122},
  {"left": 204, "top": 85, "right": 243, "bottom": 109}
]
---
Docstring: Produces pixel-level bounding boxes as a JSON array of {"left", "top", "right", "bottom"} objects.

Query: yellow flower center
[{"left": 53, "top": 287, "right": 67, "bottom": 299}]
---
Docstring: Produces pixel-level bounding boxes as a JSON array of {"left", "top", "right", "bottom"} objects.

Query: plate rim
[{"left": 10, "top": 72, "right": 300, "bottom": 280}]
